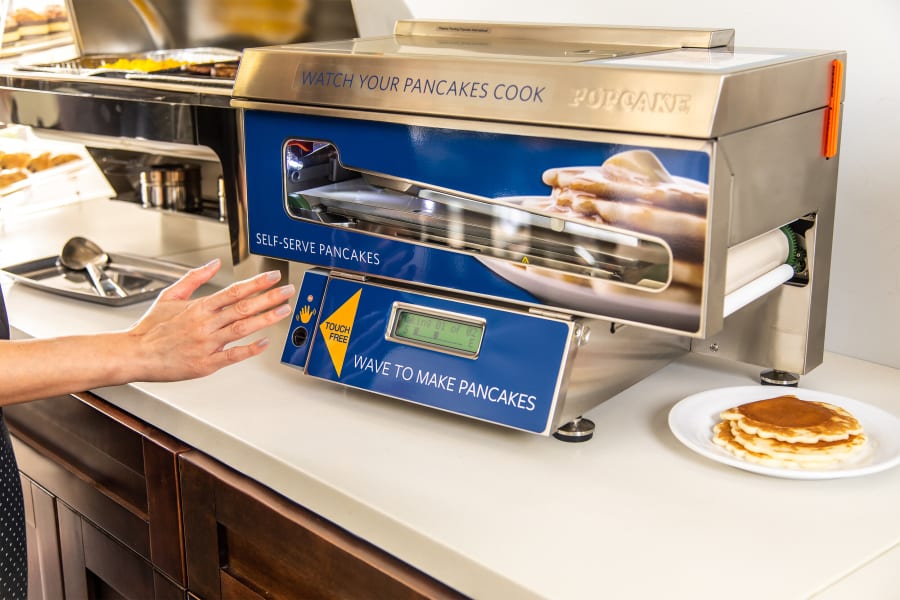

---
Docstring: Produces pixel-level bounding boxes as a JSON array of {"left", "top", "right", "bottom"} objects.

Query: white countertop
[{"left": 3, "top": 199, "right": 899, "bottom": 599}]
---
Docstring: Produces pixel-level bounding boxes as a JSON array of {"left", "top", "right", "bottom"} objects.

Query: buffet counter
[{"left": 2, "top": 198, "right": 899, "bottom": 599}]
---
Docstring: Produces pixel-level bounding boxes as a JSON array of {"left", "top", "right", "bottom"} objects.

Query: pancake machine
[{"left": 232, "top": 21, "right": 845, "bottom": 441}]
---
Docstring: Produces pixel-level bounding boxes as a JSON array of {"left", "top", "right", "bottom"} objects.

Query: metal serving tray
[
  {"left": 1, "top": 252, "right": 189, "bottom": 306},
  {"left": 14, "top": 47, "right": 240, "bottom": 77}
]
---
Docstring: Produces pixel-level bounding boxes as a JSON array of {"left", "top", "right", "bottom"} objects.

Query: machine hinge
[
  {"left": 330, "top": 270, "right": 367, "bottom": 282},
  {"left": 528, "top": 307, "right": 574, "bottom": 321}
]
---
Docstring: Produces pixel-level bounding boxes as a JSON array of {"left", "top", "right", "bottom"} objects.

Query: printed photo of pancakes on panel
[
  {"left": 496, "top": 149, "right": 710, "bottom": 330},
  {"left": 540, "top": 150, "right": 708, "bottom": 289},
  {"left": 712, "top": 395, "right": 869, "bottom": 470}
]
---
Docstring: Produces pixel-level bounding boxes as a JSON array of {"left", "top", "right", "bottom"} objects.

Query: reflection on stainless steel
[
  {"left": 59, "top": 236, "right": 128, "bottom": 298},
  {"left": 67, "top": 0, "right": 357, "bottom": 55},
  {"left": 294, "top": 178, "right": 671, "bottom": 287}
]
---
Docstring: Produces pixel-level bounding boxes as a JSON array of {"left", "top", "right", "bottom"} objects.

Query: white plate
[{"left": 668, "top": 386, "right": 900, "bottom": 479}]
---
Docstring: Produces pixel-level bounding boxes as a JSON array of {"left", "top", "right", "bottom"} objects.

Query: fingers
[
  {"left": 201, "top": 302, "right": 291, "bottom": 372},
  {"left": 202, "top": 269, "right": 284, "bottom": 313},
  {"left": 204, "top": 338, "right": 272, "bottom": 372},
  {"left": 196, "top": 277, "right": 294, "bottom": 356},
  {"left": 215, "top": 294, "right": 294, "bottom": 342},
  {"left": 204, "top": 280, "right": 295, "bottom": 332},
  {"left": 159, "top": 258, "right": 222, "bottom": 302}
]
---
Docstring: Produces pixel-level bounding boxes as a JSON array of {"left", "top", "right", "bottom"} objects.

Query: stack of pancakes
[{"left": 712, "top": 395, "right": 867, "bottom": 469}]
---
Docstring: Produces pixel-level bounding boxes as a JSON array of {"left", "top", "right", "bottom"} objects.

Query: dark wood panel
[
  {"left": 58, "top": 501, "right": 187, "bottom": 600},
  {"left": 220, "top": 570, "right": 266, "bottom": 600},
  {"left": 11, "top": 435, "right": 152, "bottom": 558},
  {"left": 144, "top": 437, "right": 187, "bottom": 583},
  {"left": 8, "top": 392, "right": 191, "bottom": 586},
  {"left": 58, "top": 501, "right": 89, "bottom": 600},
  {"left": 153, "top": 571, "right": 188, "bottom": 600},
  {"left": 5, "top": 395, "right": 146, "bottom": 512},
  {"left": 80, "top": 510, "right": 154, "bottom": 598},
  {"left": 179, "top": 455, "right": 220, "bottom": 599},
  {"left": 21, "top": 475, "right": 65, "bottom": 600},
  {"left": 181, "top": 451, "right": 466, "bottom": 600},
  {"left": 21, "top": 474, "right": 39, "bottom": 597}
]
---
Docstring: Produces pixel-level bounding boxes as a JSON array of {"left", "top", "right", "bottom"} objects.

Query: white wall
[{"left": 353, "top": 0, "right": 900, "bottom": 369}]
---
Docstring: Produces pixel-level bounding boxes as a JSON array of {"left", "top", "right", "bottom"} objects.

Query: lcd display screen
[{"left": 390, "top": 307, "right": 484, "bottom": 356}]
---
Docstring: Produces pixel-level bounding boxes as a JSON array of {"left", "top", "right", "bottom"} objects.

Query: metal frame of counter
[{"left": 2, "top": 199, "right": 899, "bottom": 599}]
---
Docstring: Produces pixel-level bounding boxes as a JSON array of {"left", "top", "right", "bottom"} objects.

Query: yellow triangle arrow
[{"left": 319, "top": 289, "right": 362, "bottom": 377}]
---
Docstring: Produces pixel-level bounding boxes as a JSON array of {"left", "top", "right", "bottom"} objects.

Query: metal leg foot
[
  {"left": 760, "top": 369, "right": 800, "bottom": 387},
  {"left": 553, "top": 417, "right": 595, "bottom": 442}
]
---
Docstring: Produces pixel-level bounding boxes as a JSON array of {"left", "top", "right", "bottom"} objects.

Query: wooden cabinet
[
  {"left": 5, "top": 392, "right": 190, "bottom": 599},
  {"left": 20, "top": 472, "right": 64, "bottom": 600},
  {"left": 56, "top": 500, "right": 184, "bottom": 600},
  {"left": 9, "top": 393, "right": 466, "bottom": 600},
  {"left": 180, "top": 450, "right": 466, "bottom": 600}
]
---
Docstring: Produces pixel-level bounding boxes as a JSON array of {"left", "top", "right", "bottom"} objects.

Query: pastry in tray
[
  {"left": 0, "top": 149, "right": 83, "bottom": 194},
  {"left": 0, "top": 169, "right": 28, "bottom": 190},
  {"left": 0, "top": 152, "right": 32, "bottom": 170},
  {"left": 27, "top": 151, "right": 80, "bottom": 171}
]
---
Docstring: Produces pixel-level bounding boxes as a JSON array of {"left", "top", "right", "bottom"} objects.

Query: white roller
[
  {"left": 723, "top": 264, "right": 795, "bottom": 317},
  {"left": 725, "top": 228, "right": 790, "bottom": 294}
]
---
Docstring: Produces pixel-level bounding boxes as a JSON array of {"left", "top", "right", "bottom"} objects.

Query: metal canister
[
  {"left": 140, "top": 164, "right": 202, "bottom": 212},
  {"left": 139, "top": 170, "right": 161, "bottom": 208},
  {"left": 217, "top": 175, "right": 227, "bottom": 221}
]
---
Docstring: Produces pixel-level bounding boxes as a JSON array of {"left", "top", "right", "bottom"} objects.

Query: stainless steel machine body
[{"left": 231, "top": 21, "right": 845, "bottom": 437}]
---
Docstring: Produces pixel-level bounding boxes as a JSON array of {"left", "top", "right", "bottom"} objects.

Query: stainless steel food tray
[
  {"left": 0, "top": 252, "right": 189, "bottom": 306},
  {"left": 14, "top": 47, "right": 240, "bottom": 77}
]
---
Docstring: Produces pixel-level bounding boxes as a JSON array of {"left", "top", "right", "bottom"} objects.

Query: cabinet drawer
[
  {"left": 21, "top": 473, "right": 64, "bottom": 600},
  {"left": 6, "top": 392, "right": 190, "bottom": 585},
  {"left": 58, "top": 501, "right": 185, "bottom": 600},
  {"left": 180, "top": 451, "right": 466, "bottom": 600}
]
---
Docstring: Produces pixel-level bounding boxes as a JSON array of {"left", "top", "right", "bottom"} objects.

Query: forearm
[
  {"left": 0, "top": 332, "right": 139, "bottom": 406},
  {"left": 0, "top": 261, "right": 293, "bottom": 407}
]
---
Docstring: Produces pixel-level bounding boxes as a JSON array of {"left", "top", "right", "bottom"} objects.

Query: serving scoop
[{"left": 60, "top": 236, "right": 128, "bottom": 298}]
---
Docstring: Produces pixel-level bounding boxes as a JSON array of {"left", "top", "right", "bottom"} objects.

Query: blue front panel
[
  {"left": 284, "top": 276, "right": 573, "bottom": 434},
  {"left": 245, "top": 109, "right": 712, "bottom": 334},
  {"left": 281, "top": 269, "right": 328, "bottom": 369}
]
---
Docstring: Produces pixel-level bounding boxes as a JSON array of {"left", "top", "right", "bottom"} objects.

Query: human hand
[{"left": 124, "top": 258, "right": 294, "bottom": 382}]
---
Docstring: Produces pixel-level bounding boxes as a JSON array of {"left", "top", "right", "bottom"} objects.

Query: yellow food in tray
[{"left": 99, "top": 57, "right": 187, "bottom": 72}]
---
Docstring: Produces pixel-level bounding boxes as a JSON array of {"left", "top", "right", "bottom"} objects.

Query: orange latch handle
[{"left": 823, "top": 59, "right": 844, "bottom": 159}]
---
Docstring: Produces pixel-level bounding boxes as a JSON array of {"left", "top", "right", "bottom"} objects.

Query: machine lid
[
  {"left": 390, "top": 20, "right": 735, "bottom": 54},
  {"left": 233, "top": 20, "right": 844, "bottom": 138}
]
